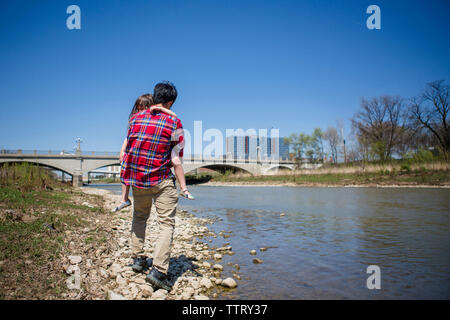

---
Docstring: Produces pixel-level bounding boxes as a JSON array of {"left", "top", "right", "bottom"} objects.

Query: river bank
[
  {"left": 0, "top": 164, "right": 241, "bottom": 300},
  {"left": 187, "top": 168, "right": 450, "bottom": 188}
]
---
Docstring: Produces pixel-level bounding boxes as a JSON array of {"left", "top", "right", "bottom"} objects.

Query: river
[{"left": 87, "top": 184, "right": 450, "bottom": 299}]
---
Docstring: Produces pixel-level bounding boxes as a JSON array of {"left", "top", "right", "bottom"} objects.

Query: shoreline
[
  {"left": 79, "top": 186, "right": 238, "bottom": 300},
  {"left": 85, "top": 181, "right": 450, "bottom": 188},
  {"left": 195, "top": 181, "right": 450, "bottom": 188}
]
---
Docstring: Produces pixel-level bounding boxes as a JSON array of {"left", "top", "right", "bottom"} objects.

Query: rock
[
  {"left": 181, "top": 287, "right": 195, "bottom": 300},
  {"left": 221, "top": 277, "right": 237, "bottom": 288},
  {"left": 213, "top": 253, "right": 222, "bottom": 260},
  {"left": 21, "top": 214, "right": 38, "bottom": 223},
  {"left": 191, "top": 280, "right": 200, "bottom": 290},
  {"left": 116, "top": 274, "right": 127, "bottom": 286},
  {"left": 99, "top": 268, "right": 108, "bottom": 278},
  {"left": 260, "top": 247, "right": 268, "bottom": 252},
  {"left": 280, "top": 213, "right": 286, "bottom": 217},
  {"left": 82, "top": 202, "right": 94, "bottom": 208},
  {"left": 68, "top": 255, "right": 82, "bottom": 265},
  {"left": 130, "top": 286, "right": 139, "bottom": 298},
  {"left": 108, "top": 291, "right": 126, "bottom": 300},
  {"left": 194, "top": 295, "right": 209, "bottom": 300},
  {"left": 250, "top": 250, "right": 257, "bottom": 255},
  {"left": 140, "top": 284, "right": 154, "bottom": 298},
  {"left": 200, "top": 278, "right": 212, "bottom": 289},
  {"left": 202, "top": 261, "right": 211, "bottom": 268},
  {"left": 152, "top": 289, "right": 167, "bottom": 300},
  {"left": 234, "top": 264, "right": 240, "bottom": 270},
  {"left": 109, "top": 263, "right": 122, "bottom": 278},
  {"left": 253, "top": 258, "right": 263, "bottom": 264},
  {"left": 212, "top": 264, "right": 223, "bottom": 271},
  {"left": 133, "top": 277, "right": 146, "bottom": 284},
  {"left": 215, "top": 279, "right": 222, "bottom": 285}
]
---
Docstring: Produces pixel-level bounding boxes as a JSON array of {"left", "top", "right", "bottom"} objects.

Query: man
[{"left": 120, "top": 81, "right": 183, "bottom": 291}]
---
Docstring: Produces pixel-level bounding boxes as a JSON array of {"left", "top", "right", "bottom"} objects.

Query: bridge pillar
[{"left": 72, "top": 174, "right": 83, "bottom": 187}]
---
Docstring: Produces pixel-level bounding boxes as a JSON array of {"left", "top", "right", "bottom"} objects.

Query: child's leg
[{"left": 122, "top": 184, "right": 130, "bottom": 202}]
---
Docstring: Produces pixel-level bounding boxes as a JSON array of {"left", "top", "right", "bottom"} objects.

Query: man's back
[{"left": 120, "top": 109, "right": 183, "bottom": 189}]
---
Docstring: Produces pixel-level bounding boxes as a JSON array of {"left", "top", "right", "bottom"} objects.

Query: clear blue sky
[{"left": 0, "top": 0, "right": 449, "bottom": 152}]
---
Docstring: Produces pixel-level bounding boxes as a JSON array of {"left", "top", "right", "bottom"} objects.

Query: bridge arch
[
  {"left": 183, "top": 163, "right": 256, "bottom": 175},
  {"left": 266, "top": 165, "right": 294, "bottom": 172},
  {"left": 0, "top": 159, "right": 75, "bottom": 176},
  {"left": 82, "top": 160, "right": 121, "bottom": 175}
]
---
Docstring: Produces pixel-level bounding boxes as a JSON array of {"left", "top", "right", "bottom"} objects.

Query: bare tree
[
  {"left": 409, "top": 80, "right": 449, "bottom": 157},
  {"left": 324, "top": 126, "right": 340, "bottom": 163},
  {"left": 351, "top": 95, "right": 407, "bottom": 161}
]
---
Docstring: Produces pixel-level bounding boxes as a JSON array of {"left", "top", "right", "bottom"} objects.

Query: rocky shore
[{"left": 67, "top": 187, "right": 238, "bottom": 300}]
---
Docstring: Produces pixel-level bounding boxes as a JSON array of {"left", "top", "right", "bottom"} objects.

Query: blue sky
[{"left": 0, "top": 0, "right": 449, "bottom": 152}]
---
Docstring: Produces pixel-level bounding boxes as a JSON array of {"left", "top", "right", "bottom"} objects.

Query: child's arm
[
  {"left": 150, "top": 105, "right": 177, "bottom": 117},
  {"left": 119, "top": 138, "right": 127, "bottom": 162}
]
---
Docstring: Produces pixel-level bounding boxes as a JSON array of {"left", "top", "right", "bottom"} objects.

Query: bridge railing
[
  {"left": 0, "top": 149, "right": 294, "bottom": 164},
  {"left": 0, "top": 149, "right": 70, "bottom": 155},
  {"left": 0, "top": 149, "right": 120, "bottom": 156}
]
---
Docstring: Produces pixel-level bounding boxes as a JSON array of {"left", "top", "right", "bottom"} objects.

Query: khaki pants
[{"left": 131, "top": 178, "right": 178, "bottom": 274}]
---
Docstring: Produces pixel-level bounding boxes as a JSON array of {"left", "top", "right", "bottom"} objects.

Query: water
[{"left": 88, "top": 184, "right": 450, "bottom": 299}]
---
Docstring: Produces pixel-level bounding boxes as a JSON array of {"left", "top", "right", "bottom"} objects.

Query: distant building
[{"left": 225, "top": 132, "right": 289, "bottom": 161}]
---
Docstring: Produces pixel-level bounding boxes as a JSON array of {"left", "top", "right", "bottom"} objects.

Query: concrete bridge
[{"left": 0, "top": 149, "right": 298, "bottom": 186}]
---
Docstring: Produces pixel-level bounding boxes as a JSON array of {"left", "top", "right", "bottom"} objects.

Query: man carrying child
[{"left": 120, "top": 81, "right": 185, "bottom": 290}]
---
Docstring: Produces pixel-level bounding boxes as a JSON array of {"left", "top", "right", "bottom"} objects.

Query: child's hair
[{"left": 129, "top": 94, "right": 154, "bottom": 119}]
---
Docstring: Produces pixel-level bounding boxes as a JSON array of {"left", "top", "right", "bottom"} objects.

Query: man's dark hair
[{"left": 153, "top": 81, "right": 178, "bottom": 105}]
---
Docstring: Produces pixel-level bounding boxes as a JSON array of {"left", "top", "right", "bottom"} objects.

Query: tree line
[{"left": 285, "top": 80, "right": 449, "bottom": 165}]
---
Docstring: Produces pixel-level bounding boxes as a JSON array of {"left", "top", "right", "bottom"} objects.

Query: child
[{"left": 112, "top": 94, "right": 193, "bottom": 212}]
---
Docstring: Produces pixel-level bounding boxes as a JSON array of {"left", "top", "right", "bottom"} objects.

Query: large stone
[
  {"left": 133, "top": 277, "right": 146, "bottom": 284},
  {"left": 212, "top": 264, "right": 223, "bottom": 271},
  {"left": 116, "top": 274, "right": 127, "bottom": 286},
  {"left": 200, "top": 277, "right": 212, "bottom": 289},
  {"left": 139, "top": 284, "right": 154, "bottom": 298},
  {"left": 109, "top": 263, "right": 122, "bottom": 278},
  {"left": 191, "top": 280, "right": 200, "bottom": 290},
  {"left": 221, "top": 277, "right": 237, "bottom": 288},
  {"left": 108, "top": 291, "right": 126, "bottom": 300},
  {"left": 151, "top": 289, "right": 168, "bottom": 300},
  {"left": 194, "top": 295, "right": 209, "bottom": 300},
  {"left": 181, "top": 287, "right": 195, "bottom": 300},
  {"left": 68, "top": 255, "right": 82, "bottom": 265}
]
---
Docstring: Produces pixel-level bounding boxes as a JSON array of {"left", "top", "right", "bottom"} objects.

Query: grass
[
  {"left": 188, "top": 160, "right": 450, "bottom": 186},
  {"left": 0, "top": 163, "right": 107, "bottom": 299}
]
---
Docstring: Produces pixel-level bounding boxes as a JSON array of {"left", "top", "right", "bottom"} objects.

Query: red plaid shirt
[{"left": 120, "top": 109, "right": 184, "bottom": 189}]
